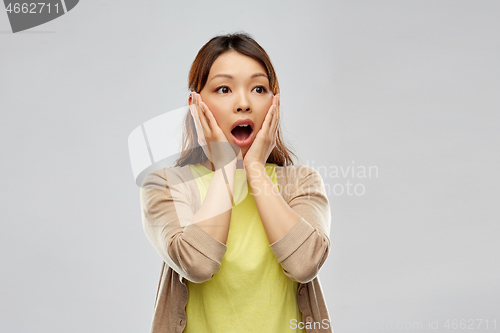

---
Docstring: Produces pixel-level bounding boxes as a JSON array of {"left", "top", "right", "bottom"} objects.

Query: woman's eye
[
  {"left": 215, "top": 86, "right": 230, "bottom": 94},
  {"left": 215, "top": 85, "right": 268, "bottom": 94},
  {"left": 253, "top": 86, "right": 267, "bottom": 94}
]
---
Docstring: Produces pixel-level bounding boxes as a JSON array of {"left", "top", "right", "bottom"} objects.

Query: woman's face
[{"left": 198, "top": 50, "right": 273, "bottom": 157}]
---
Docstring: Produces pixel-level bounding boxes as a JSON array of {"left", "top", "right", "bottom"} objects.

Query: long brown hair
[{"left": 174, "top": 32, "right": 297, "bottom": 167}]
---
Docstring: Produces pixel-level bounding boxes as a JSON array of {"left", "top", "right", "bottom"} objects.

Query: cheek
[
  {"left": 203, "top": 100, "right": 220, "bottom": 120},
  {"left": 205, "top": 104, "right": 230, "bottom": 130}
]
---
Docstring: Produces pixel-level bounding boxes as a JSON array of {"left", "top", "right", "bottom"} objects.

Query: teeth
[{"left": 238, "top": 124, "right": 249, "bottom": 127}]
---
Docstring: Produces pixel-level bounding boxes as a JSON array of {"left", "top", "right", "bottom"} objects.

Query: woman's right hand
[{"left": 189, "top": 92, "right": 241, "bottom": 169}]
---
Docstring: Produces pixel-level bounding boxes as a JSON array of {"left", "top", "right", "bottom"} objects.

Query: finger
[
  {"left": 269, "top": 104, "right": 278, "bottom": 130},
  {"left": 265, "top": 101, "right": 277, "bottom": 136},
  {"left": 275, "top": 95, "right": 281, "bottom": 135},
  {"left": 269, "top": 104, "right": 278, "bottom": 141},
  {"left": 189, "top": 98, "right": 204, "bottom": 137},
  {"left": 191, "top": 94, "right": 210, "bottom": 147},
  {"left": 259, "top": 103, "right": 274, "bottom": 136},
  {"left": 195, "top": 94, "right": 211, "bottom": 138},
  {"left": 202, "top": 103, "right": 222, "bottom": 134},
  {"left": 202, "top": 104, "right": 216, "bottom": 127},
  {"left": 195, "top": 94, "right": 210, "bottom": 127},
  {"left": 272, "top": 95, "right": 280, "bottom": 128},
  {"left": 206, "top": 141, "right": 214, "bottom": 163},
  {"left": 269, "top": 95, "right": 280, "bottom": 141}
]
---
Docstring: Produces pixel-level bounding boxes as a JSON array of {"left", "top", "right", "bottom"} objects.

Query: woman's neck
[{"left": 201, "top": 159, "right": 214, "bottom": 171}]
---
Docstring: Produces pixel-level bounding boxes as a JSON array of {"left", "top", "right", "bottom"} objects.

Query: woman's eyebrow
[{"left": 209, "top": 73, "right": 268, "bottom": 82}]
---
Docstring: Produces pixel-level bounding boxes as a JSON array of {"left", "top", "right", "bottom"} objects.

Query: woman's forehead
[{"left": 208, "top": 51, "right": 267, "bottom": 80}]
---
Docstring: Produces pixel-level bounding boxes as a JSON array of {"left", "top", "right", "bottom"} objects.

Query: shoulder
[
  {"left": 276, "top": 164, "right": 323, "bottom": 184},
  {"left": 140, "top": 164, "right": 194, "bottom": 189},
  {"left": 275, "top": 164, "right": 326, "bottom": 200},
  {"left": 140, "top": 164, "right": 200, "bottom": 209}
]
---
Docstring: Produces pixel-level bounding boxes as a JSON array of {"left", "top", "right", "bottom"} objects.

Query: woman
[{"left": 140, "top": 32, "right": 333, "bottom": 333}]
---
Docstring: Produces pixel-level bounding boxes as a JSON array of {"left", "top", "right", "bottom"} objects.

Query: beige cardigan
[{"left": 140, "top": 164, "right": 334, "bottom": 333}]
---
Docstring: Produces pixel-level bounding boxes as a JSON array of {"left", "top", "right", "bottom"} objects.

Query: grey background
[{"left": 1, "top": 1, "right": 499, "bottom": 332}]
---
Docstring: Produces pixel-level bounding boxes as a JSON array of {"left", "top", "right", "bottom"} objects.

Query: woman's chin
[{"left": 241, "top": 148, "right": 248, "bottom": 157}]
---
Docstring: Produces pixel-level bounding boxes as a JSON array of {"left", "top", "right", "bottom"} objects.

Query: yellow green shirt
[{"left": 184, "top": 163, "right": 305, "bottom": 333}]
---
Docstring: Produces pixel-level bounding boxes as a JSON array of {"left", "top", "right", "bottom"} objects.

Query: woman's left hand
[{"left": 243, "top": 94, "right": 280, "bottom": 170}]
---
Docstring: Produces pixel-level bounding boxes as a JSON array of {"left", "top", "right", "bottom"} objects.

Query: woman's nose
[
  {"left": 235, "top": 91, "right": 251, "bottom": 112},
  {"left": 237, "top": 106, "right": 250, "bottom": 112}
]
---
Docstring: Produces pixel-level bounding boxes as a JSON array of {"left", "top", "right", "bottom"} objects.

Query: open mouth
[
  {"left": 230, "top": 119, "right": 254, "bottom": 146},
  {"left": 231, "top": 124, "right": 253, "bottom": 141}
]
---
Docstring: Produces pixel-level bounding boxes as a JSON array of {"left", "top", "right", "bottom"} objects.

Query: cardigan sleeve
[
  {"left": 140, "top": 168, "right": 227, "bottom": 283},
  {"left": 269, "top": 165, "right": 331, "bottom": 283}
]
